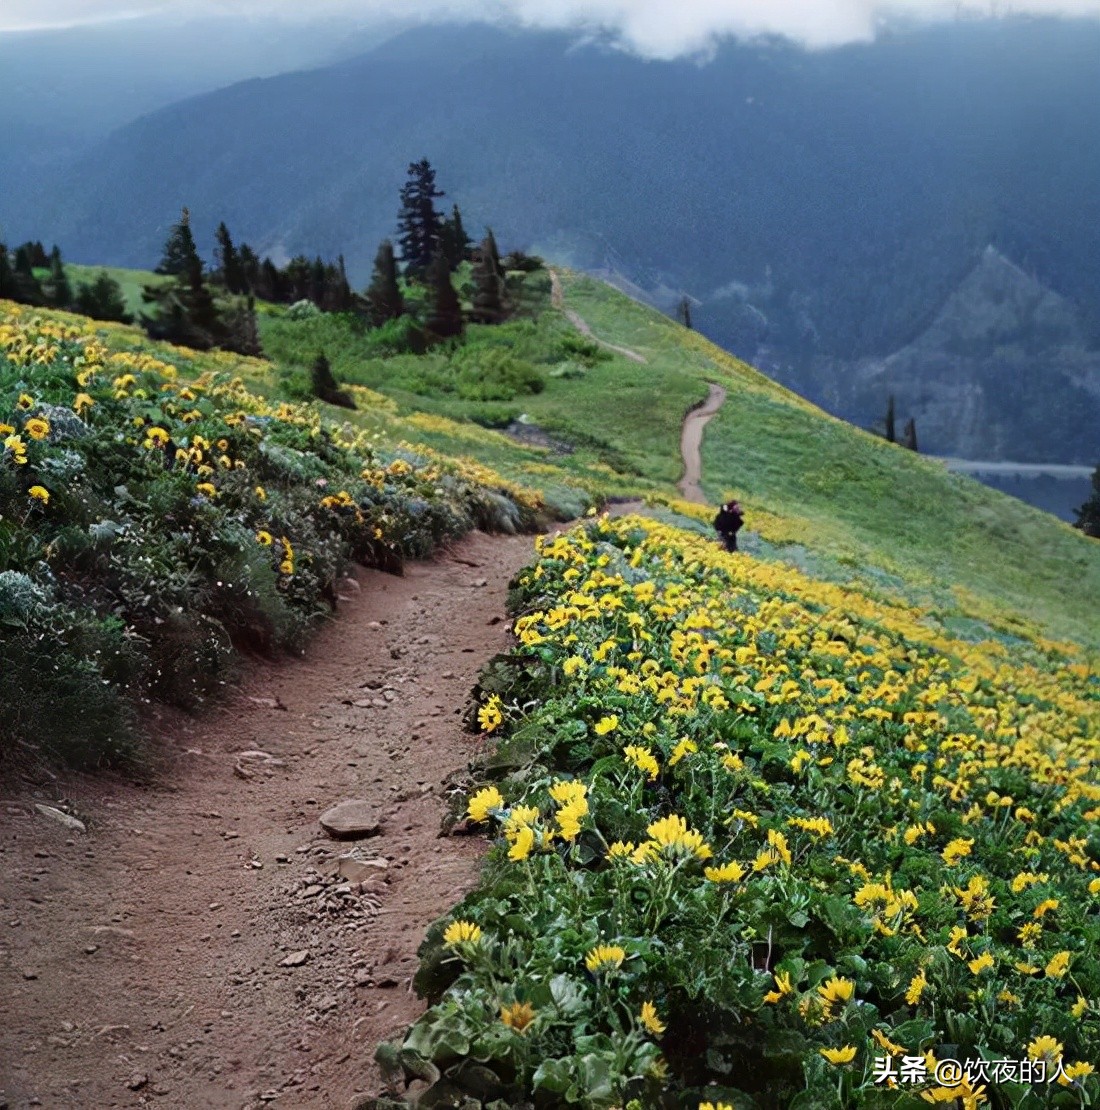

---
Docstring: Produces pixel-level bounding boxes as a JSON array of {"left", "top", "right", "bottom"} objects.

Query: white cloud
[{"left": 5, "top": 0, "right": 1100, "bottom": 49}]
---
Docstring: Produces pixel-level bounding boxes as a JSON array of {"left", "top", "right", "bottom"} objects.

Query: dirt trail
[
  {"left": 548, "top": 269, "right": 648, "bottom": 364},
  {"left": 0, "top": 531, "right": 538, "bottom": 1110},
  {"left": 678, "top": 383, "right": 728, "bottom": 503}
]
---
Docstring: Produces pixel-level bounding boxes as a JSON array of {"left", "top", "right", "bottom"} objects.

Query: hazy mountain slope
[{"left": 8, "top": 18, "right": 1100, "bottom": 462}]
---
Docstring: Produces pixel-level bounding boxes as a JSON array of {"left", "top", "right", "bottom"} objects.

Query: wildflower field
[
  {"left": 0, "top": 300, "right": 543, "bottom": 768},
  {"left": 380, "top": 515, "right": 1100, "bottom": 1109}
]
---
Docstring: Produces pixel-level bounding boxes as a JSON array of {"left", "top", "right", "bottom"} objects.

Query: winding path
[
  {"left": 0, "top": 532, "right": 538, "bottom": 1110},
  {"left": 548, "top": 269, "right": 648, "bottom": 364},
  {"left": 678, "top": 383, "right": 728, "bottom": 503}
]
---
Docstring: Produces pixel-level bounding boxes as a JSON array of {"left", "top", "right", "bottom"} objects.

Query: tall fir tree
[
  {"left": 143, "top": 217, "right": 225, "bottom": 350},
  {"left": 310, "top": 351, "right": 356, "bottom": 409},
  {"left": 156, "top": 207, "right": 201, "bottom": 276},
  {"left": 902, "top": 417, "right": 919, "bottom": 452},
  {"left": 470, "top": 234, "right": 505, "bottom": 324},
  {"left": 365, "top": 239, "right": 405, "bottom": 326},
  {"left": 483, "top": 227, "right": 503, "bottom": 279},
  {"left": 10, "top": 244, "right": 45, "bottom": 304},
  {"left": 396, "top": 158, "right": 445, "bottom": 280},
  {"left": 0, "top": 245, "right": 14, "bottom": 300},
  {"left": 1073, "top": 464, "right": 1100, "bottom": 539},
  {"left": 238, "top": 243, "right": 260, "bottom": 293},
  {"left": 677, "top": 296, "right": 693, "bottom": 329},
  {"left": 425, "top": 251, "right": 463, "bottom": 340},
  {"left": 46, "top": 245, "right": 72, "bottom": 309},
  {"left": 439, "top": 204, "right": 472, "bottom": 269},
  {"left": 885, "top": 395, "right": 896, "bottom": 443},
  {"left": 214, "top": 222, "right": 245, "bottom": 293}
]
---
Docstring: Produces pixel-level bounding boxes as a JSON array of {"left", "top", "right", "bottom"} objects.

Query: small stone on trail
[
  {"left": 319, "top": 800, "right": 382, "bottom": 840},
  {"left": 34, "top": 804, "right": 86, "bottom": 833},
  {"left": 247, "top": 696, "right": 287, "bottom": 711},
  {"left": 127, "top": 1073, "right": 148, "bottom": 1091},
  {"left": 337, "top": 856, "right": 389, "bottom": 883},
  {"left": 280, "top": 950, "right": 310, "bottom": 967}
]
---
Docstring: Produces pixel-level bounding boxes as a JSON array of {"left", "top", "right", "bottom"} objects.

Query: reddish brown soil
[{"left": 0, "top": 531, "right": 539, "bottom": 1110}]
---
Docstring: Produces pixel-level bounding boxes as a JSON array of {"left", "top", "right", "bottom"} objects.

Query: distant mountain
[{"left": 5, "top": 17, "right": 1100, "bottom": 463}]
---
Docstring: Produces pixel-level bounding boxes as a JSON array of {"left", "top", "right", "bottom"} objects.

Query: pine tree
[
  {"left": 902, "top": 417, "right": 919, "bottom": 452},
  {"left": 396, "top": 158, "right": 445, "bottom": 280},
  {"left": 440, "top": 204, "right": 472, "bottom": 269},
  {"left": 470, "top": 234, "right": 505, "bottom": 324},
  {"left": 46, "top": 245, "right": 72, "bottom": 308},
  {"left": 483, "top": 227, "right": 503, "bottom": 279},
  {"left": 238, "top": 243, "right": 260, "bottom": 293},
  {"left": 214, "top": 222, "right": 245, "bottom": 294},
  {"left": 9, "top": 244, "right": 44, "bottom": 304},
  {"left": 0, "top": 244, "right": 13, "bottom": 299},
  {"left": 365, "top": 239, "right": 405, "bottom": 326},
  {"left": 425, "top": 251, "right": 463, "bottom": 340},
  {"left": 331, "top": 256, "right": 354, "bottom": 313},
  {"left": 1073, "top": 463, "right": 1100, "bottom": 538},
  {"left": 142, "top": 218, "right": 224, "bottom": 349},
  {"left": 885, "top": 395, "right": 896, "bottom": 443},
  {"left": 677, "top": 296, "right": 693, "bottom": 329},
  {"left": 156, "top": 207, "right": 201, "bottom": 276},
  {"left": 310, "top": 352, "right": 356, "bottom": 409},
  {"left": 74, "top": 271, "right": 131, "bottom": 323}
]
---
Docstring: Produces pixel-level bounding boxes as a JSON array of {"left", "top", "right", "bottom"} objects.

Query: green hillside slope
[{"left": 254, "top": 266, "right": 1100, "bottom": 651}]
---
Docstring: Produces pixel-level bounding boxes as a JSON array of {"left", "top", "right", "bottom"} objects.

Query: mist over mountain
[{"left": 4, "top": 17, "right": 1099, "bottom": 463}]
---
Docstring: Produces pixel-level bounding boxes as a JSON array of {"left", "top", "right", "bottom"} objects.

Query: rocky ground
[{"left": 0, "top": 530, "right": 538, "bottom": 1110}]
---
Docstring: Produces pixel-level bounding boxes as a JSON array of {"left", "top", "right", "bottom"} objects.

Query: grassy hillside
[{"left": 253, "top": 266, "right": 1099, "bottom": 652}]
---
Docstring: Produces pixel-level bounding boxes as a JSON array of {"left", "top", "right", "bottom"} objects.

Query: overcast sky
[{"left": 5, "top": 0, "right": 1100, "bottom": 51}]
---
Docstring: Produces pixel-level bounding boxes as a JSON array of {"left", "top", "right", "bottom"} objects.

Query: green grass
[{"left": 66, "top": 263, "right": 170, "bottom": 316}]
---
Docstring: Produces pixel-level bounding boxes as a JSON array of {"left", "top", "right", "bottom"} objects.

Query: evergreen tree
[
  {"left": 677, "top": 296, "right": 693, "bottom": 329},
  {"left": 238, "top": 243, "right": 260, "bottom": 293},
  {"left": 10, "top": 244, "right": 44, "bottom": 304},
  {"left": 310, "top": 351, "right": 356, "bottom": 409},
  {"left": 470, "top": 234, "right": 505, "bottom": 324},
  {"left": 885, "top": 395, "right": 896, "bottom": 443},
  {"left": 13, "top": 244, "right": 34, "bottom": 276},
  {"left": 425, "top": 251, "right": 463, "bottom": 340},
  {"left": 1074, "top": 464, "right": 1100, "bottom": 539},
  {"left": 214, "top": 222, "right": 245, "bottom": 293},
  {"left": 46, "top": 245, "right": 72, "bottom": 309},
  {"left": 365, "top": 239, "right": 405, "bottom": 326},
  {"left": 440, "top": 204, "right": 472, "bottom": 269},
  {"left": 0, "top": 244, "right": 16, "bottom": 300},
  {"left": 902, "top": 417, "right": 919, "bottom": 452},
  {"left": 396, "top": 158, "right": 445, "bottom": 280},
  {"left": 483, "top": 227, "right": 503, "bottom": 279},
  {"left": 156, "top": 207, "right": 201, "bottom": 276},
  {"left": 142, "top": 217, "right": 224, "bottom": 349},
  {"left": 28, "top": 241, "right": 49, "bottom": 269},
  {"left": 331, "top": 256, "right": 354, "bottom": 313},
  {"left": 74, "top": 271, "right": 131, "bottom": 323}
]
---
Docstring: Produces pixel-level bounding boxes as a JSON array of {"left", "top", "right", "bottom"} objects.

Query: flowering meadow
[
  {"left": 0, "top": 300, "right": 542, "bottom": 768},
  {"left": 379, "top": 515, "right": 1100, "bottom": 1109}
]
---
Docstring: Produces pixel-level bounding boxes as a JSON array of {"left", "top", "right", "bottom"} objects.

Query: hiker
[{"left": 714, "top": 499, "right": 744, "bottom": 552}]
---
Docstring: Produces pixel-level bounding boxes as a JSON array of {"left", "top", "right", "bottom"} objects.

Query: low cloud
[{"left": 6, "top": 0, "right": 1100, "bottom": 51}]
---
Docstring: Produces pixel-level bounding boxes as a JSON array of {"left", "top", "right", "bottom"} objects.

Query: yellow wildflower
[
  {"left": 820, "top": 1045, "right": 857, "bottom": 1065},
  {"left": 467, "top": 785, "right": 504, "bottom": 823},
  {"left": 763, "top": 970, "right": 794, "bottom": 1004},
  {"left": 1027, "top": 1034, "right": 1063, "bottom": 1061},
  {"left": 624, "top": 745, "right": 660, "bottom": 781},
  {"left": 500, "top": 1001, "right": 536, "bottom": 1032},
  {"left": 593, "top": 715, "right": 619, "bottom": 736},
  {"left": 443, "top": 920, "right": 482, "bottom": 946},
  {"left": 639, "top": 1000, "right": 666, "bottom": 1035},
  {"left": 1045, "top": 951, "right": 1072, "bottom": 978},
  {"left": 668, "top": 738, "right": 697, "bottom": 766},
  {"left": 584, "top": 944, "right": 626, "bottom": 973},
  {"left": 477, "top": 694, "right": 504, "bottom": 732},
  {"left": 942, "top": 838, "right": 974, "bottom": 865},
  {"left": 704, "top": 861, "right": 746, "bottom": 883},
  {"left": 27, "top": 485, "right": 50, "bottom": 504}
]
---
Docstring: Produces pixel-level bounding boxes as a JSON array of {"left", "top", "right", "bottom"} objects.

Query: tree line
[{"left": 1, "top": 158, "right": 541, "bottom": 360}]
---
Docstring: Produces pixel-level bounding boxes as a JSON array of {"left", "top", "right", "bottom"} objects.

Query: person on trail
[{"left": 714, "top": 499, "right": 744, "bottom": 552}]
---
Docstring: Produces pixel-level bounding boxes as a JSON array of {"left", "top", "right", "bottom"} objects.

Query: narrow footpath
[
  {"left": 0, "top": 531, "right": 538, "bottom": 1110},
  {"left": 548, "top": 269, "right": 648, "bottom": 364},
  {"left": 678, "top": 383, "right": 728, "bottom": 503}
]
